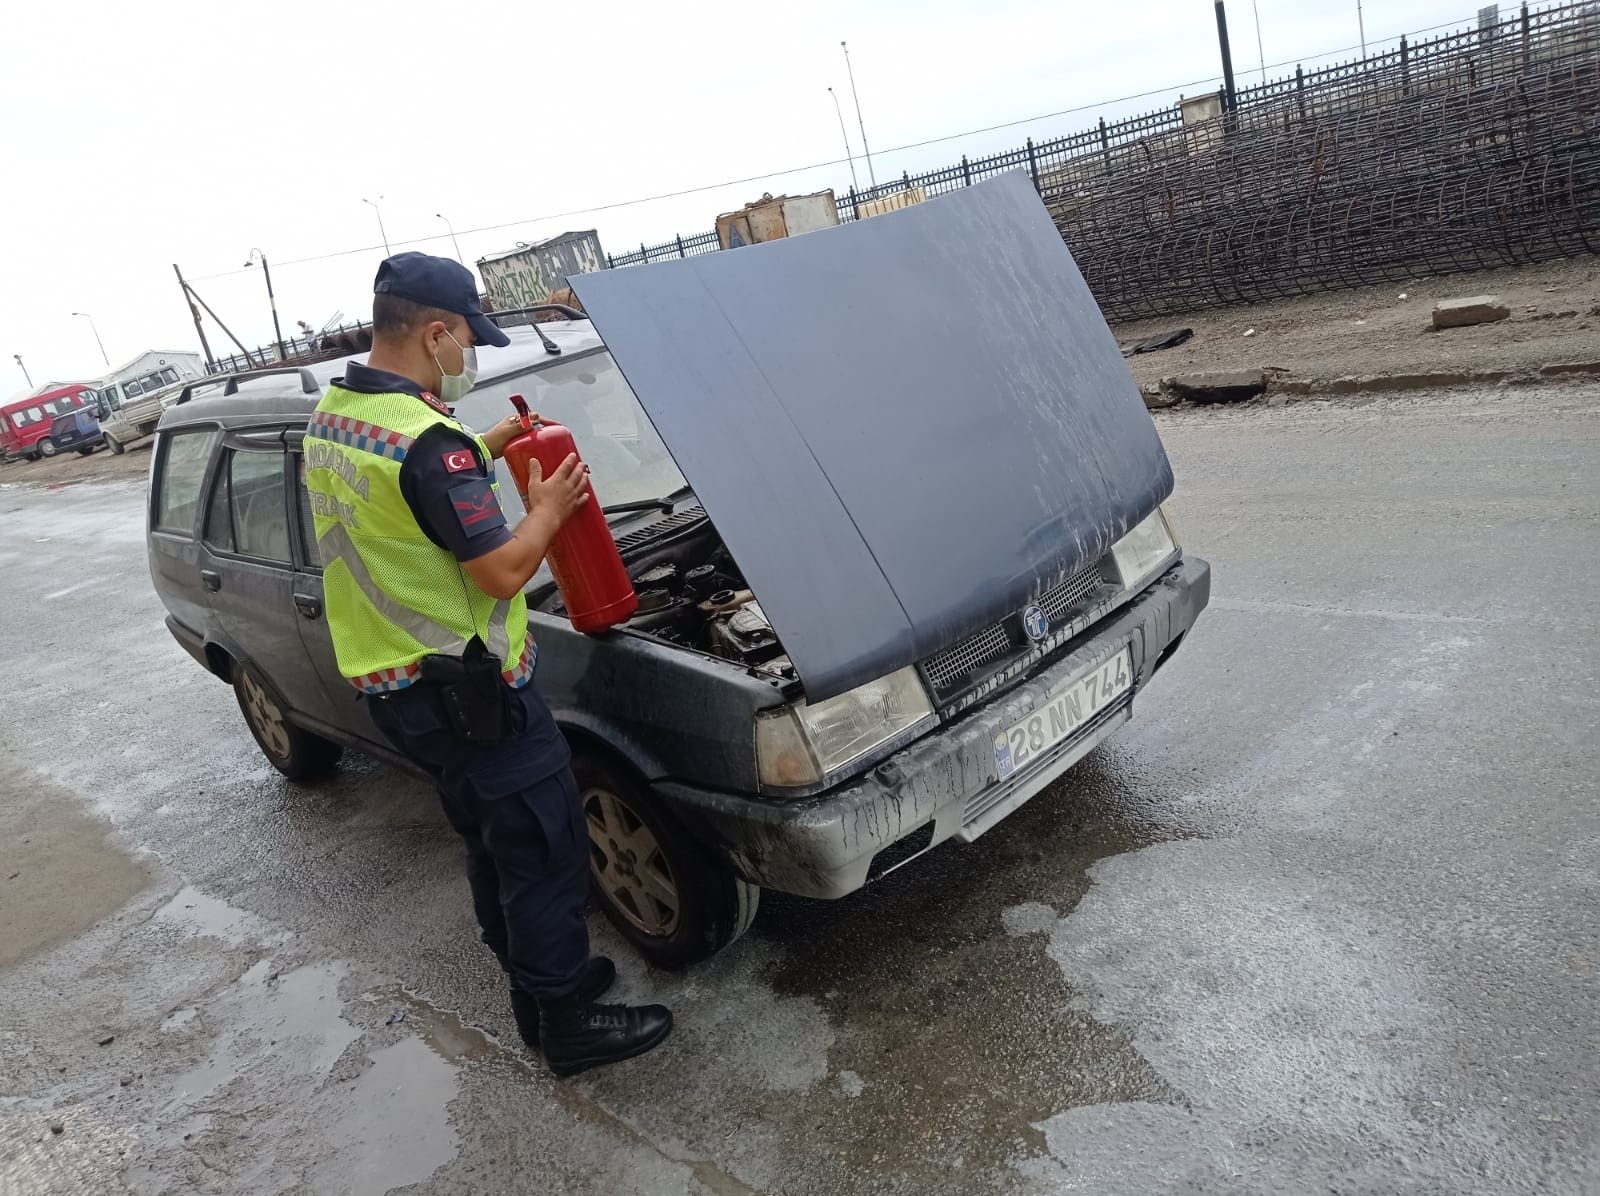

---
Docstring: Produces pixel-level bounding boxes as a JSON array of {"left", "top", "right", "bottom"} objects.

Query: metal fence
[
  {"left": 206, "top": 321, "right": 374, "bottom": 376},
  {"left": 605, "top": 1, "right": 1600, "bottom": 323}
]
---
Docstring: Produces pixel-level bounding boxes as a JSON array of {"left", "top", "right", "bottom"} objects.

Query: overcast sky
[{"left": 3, "top": 0, "right": 1481, "bottom": 395}]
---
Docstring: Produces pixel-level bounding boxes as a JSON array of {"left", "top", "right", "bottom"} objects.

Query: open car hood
[{"left": 570, "top": 173, "right": 1173, "bottom": 702}]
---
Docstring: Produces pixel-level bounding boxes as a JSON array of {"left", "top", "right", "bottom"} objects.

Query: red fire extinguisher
[{"left": 502, "top": 394, "right": 638, "bottom": 633}]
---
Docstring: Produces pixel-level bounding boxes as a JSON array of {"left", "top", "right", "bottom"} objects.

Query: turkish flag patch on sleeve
[{"left": 441, "top": 448, "right": 477, "bottom": 474}]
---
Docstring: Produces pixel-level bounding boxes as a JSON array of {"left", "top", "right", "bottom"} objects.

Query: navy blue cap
[{"left": 373, "top": 252, "right": 510, "bottom": 349}]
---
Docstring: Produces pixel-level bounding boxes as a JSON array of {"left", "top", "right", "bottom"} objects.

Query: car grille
[
  {"left": 1039, "top": 564, "right": 1103, "bottom": 623},
  {"left": 921, "top": 560, "right": 1108, "bottom": 696}
]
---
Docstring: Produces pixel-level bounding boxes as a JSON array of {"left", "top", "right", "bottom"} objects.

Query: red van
[{"left": 1, "top": 385, "right": 96, "bottom": 460}]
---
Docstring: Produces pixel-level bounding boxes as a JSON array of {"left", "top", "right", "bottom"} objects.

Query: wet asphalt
[{"left": 0, "top": 385, "right": 1597, "bottom": 1195}]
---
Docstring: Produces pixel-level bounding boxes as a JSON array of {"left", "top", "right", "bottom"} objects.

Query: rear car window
[
  {"left": 153, "top": 429, "right": 220, "bottom": 534},
  {"left": 228, "top": 449, "right": 292, "bottom": 563}
]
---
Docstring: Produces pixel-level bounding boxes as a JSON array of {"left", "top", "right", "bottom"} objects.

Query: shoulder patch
[
  {"left": 448, "top": 479, "right": 508, "bottom": 538},
  {"left": 442, "top": 448, "right": 477, "bottom": 474},
  {"left": 421, "top": 391, "right": 453, "bottom": 415}
]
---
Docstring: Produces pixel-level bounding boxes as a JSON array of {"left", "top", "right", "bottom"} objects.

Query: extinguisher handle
[{"left": 509, "top": 393, "right": 535, "bottom": 431}]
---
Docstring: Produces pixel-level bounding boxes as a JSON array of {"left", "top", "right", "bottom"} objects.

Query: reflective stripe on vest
[{"left": 304, "top": 384, "right": 532, "bottom": 694}]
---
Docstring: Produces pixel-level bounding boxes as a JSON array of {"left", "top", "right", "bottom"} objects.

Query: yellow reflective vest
[{"left": 303, "top": 384, "right": 532, "bottom": 694}]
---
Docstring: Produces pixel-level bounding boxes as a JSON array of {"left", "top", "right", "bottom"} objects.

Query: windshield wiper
[{"left": 602, "top": 485, "right": 694, "bottom": 517}]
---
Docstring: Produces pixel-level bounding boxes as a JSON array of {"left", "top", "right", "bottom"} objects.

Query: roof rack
[{"left": 178, "top": 366, "right": 320, "bottom": 405}]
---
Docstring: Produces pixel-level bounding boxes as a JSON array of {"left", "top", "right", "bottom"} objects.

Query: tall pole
[
  {"left": 1251, "top": 0, "right": 1267, "bottom": 84},
  {"left": 14, "top": 355, "right": 31, "bottom": 388},
  {"left": 176, "top": 269, "right": 259, "bottom": 366},
  {"left": 173, "top": 264, "right": 216, "bottom": 370},
  {"left": 363, "top": 196, "right": 391, "bottom": 256},
  {"left": 436, "top": 213, "right": 465, "bottom": 265},
  {"left": 841, "top": 41, "right": 877, "bottom": 188},
  {"left": 71, "top": 312, "right": 110, "bottom": 367},
  {"left": 1214, "top": 0, "right": 1240, "bottom": 115},
  {"left": 1357, "top": 0, "right": 1368, "bottom": 56},
  {"left": 245, "top": 249, "right": 286, "bottom": 361},
  {"left": 827, "top": 87, "right": 860, "bottom": 191}
]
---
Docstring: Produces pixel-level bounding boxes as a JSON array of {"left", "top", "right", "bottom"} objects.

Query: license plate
[{"left": 993, "top": 647, "right": 1133, "bottom": 781}]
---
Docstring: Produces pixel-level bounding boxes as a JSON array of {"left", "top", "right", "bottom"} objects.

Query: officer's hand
[
  {"left": 480, "top": 414, "right": 526, "bottom": 460},
  {"left": 525, "top": 453, "right": 590, "bottom": 527}
]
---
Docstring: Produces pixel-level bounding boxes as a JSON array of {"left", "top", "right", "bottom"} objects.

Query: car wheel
[
  {"left": 76, "top": 446, "right": 95, "bottom": 456},
  {"left": 576, "top": 753, "right": 759, "bottom": 967},
  {"left": 104, "top": 433, "right": 125, "bottom": 455},
  {"left": 233, "top": 661, "right": 342, "bottom": 781},
  {"left": 36, "top": 437, "right": 58, "bottom": 458}
]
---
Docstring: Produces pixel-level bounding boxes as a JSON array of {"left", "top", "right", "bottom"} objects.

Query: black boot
[
  {"left": 538, "top": 996, "right": 673, "bottom": 1077},
  {"left": 508, "top": 957, "right": 618, "bottom": 1050}
]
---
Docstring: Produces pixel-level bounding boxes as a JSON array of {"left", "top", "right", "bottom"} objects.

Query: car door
[
  {"left": 285, "top": 432, "right": 379, "bottom": 741},
  {"left": 199, "top": 431, "right": 340, "bottom": 732}
]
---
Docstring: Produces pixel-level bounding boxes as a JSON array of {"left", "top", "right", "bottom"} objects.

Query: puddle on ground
[
  {"left": 0, "top": 772, "right": 152, "bottom": 967},
  {"left": 363, "top": 985, "right": 499, "bottom": 1063},
  {"left": 307, "top": 1038, "right": 460, "bottom": 1196},
  {"left": 142, "top": 962, "right": 465, "bottom": 1195},
  {"left": 151, "top": 885, "right": 285, "bottom": 949},
  {"left": 166, "top": 959, "right": 360, "bottom": 1107}
]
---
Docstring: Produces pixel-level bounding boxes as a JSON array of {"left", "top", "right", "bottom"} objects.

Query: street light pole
[
  {"left": 71, "top": 312, "right": 110, "bottom": 367},
  {"left": 435, "top": 213, "right": 465, "bottom": 265},
  {"left": 362, "top": 196, "right": 392, "bottom": 256},
  {"left": 840, "top": 41, "right": 877, "bottom": 188},
  {"left": 1251, "top": 0, "right": 1267, "bottom": 85},
  {"left": 1214, "top": 0, "right": 1240, "bottom": 117},
  {"left": 245, "top": 248, "right": 287, "bottom": 361},
  {"left": 1356, "top": 0, "right": 1368, "bottom": 56},
  {"left": 14, "top": 354, "right": 32, "bottom": 388},
  {"left": 827, "top": 87, "right": 860, "bottom": 191}
]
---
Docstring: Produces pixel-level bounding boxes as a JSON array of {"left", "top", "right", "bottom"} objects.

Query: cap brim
[{"left": 468, "top": 312, "right": 511, "bottom": 349}]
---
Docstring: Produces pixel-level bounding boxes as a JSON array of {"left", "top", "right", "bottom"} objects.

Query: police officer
[{"left": 303, "top": 252, "right": 671, "bottom": 1075}]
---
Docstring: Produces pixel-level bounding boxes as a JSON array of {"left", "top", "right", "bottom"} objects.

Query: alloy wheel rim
[{"left": 584, "top": 786, "right": 681, "bottom": 937}]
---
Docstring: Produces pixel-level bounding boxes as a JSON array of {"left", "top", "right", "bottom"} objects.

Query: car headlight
[
  {"left": 1111, "top": 506, "right": 1179, "bottom": 591},
  {"left": 756, "top": 667, "right": 936, "bottom": 789}
]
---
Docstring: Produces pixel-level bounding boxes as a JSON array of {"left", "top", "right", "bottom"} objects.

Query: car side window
[
  {"left": 229, "top": 449, "right": 292, "bottom": 564},
  {"left": 293, "top": 452, "right": 321, "bottom": 569},
  {"left": 153, "top": 429, "right": 220, "bottom": 535},
  {"left": 203, "top": 455, "right": 233, "bottom": 550}
]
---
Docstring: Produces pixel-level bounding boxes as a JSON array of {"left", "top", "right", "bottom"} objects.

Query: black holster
[{"left": 419, "top": 638, "right": 512, "bottom": 747}]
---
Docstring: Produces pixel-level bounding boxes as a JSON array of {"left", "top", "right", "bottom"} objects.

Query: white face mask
[{"left": 433, "top": 329, "right": 478, "bottom": 403}]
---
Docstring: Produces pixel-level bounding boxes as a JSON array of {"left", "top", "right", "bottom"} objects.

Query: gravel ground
[{"left": 1114, "top": 254, "right": 1600, "bottom": 390}]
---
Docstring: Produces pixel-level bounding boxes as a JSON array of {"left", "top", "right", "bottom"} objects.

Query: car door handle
[
  {"left": 200, "top": 569, "right": 222, "bottom": 593},
  {"left": 293, "top": 594, "right": 323, "bottom": 619}
]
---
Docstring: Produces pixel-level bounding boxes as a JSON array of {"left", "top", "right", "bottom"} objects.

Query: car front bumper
[{"left": 659, "top": 554, "right": 1211, "bottom": 898}]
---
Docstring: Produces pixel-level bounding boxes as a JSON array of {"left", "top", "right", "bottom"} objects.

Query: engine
[{"left": 614, "top": 529, "right": 793, "bottom": 678}]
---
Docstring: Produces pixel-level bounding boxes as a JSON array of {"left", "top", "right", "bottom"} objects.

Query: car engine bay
[{"left": 540, "top": 517, "right": 797, "bottom": 680}]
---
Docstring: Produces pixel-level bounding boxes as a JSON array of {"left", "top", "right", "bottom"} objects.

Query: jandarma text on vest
[
  {"left": 308, "top": 490, "right": 361, "bottom": 527},
  {"left": 306, "top": 440, "right": 371, "bottom": 500}
]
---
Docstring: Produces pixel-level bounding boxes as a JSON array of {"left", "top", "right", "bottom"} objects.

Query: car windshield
[{"left": 457, "top": 350, "right": 688, "bottom": 512}]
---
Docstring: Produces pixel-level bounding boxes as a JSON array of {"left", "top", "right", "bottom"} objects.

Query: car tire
[
  {"left": 36, "top": 437, "right": 57, "bottom": 458},
  {"left": 104, "top": 433, "right": 125, "bottom": 455},
  {"left": 575, "top": 752, "right": 759, "bottom": 967},
  {"left": 233, "top": 661, "right": 343, "bottom": 782}
]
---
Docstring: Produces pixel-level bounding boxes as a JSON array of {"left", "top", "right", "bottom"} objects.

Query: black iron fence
[
  {"left": 206, "top": 321, "right": 374, "bottom": 376},
  {"left": 605, "top": 1, "right": 1600, "bottom": 323}
]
